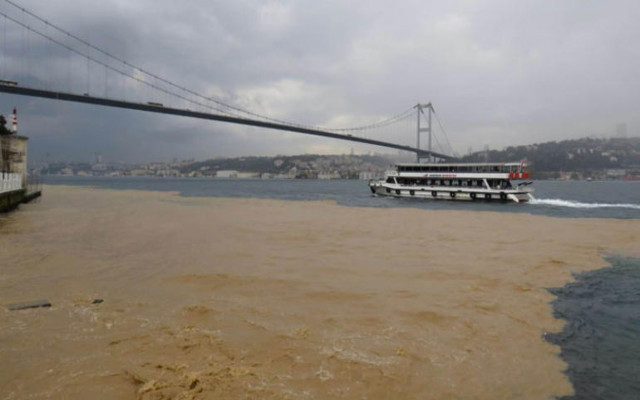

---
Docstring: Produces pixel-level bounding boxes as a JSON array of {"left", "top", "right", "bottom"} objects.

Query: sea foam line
[{"left": 531, "top": 198, "right": 640, "bottom": 210}]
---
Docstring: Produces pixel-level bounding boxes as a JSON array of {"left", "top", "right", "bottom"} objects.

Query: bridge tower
[{"left": 415, "top": 103, "right": 434, "bottom": 162}]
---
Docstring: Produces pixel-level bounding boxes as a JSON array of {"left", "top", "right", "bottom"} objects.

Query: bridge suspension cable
[
  {"left": 433, "top": 112, "right": 455, "bottom": 156},
  {"left": 0, "top": 9, "right": 239, "bottom": 116},
  {"left": 330, "top": 106, "right": 415, "bottom": 132},
  {"left": 1, "top": 0, "right": 423, "bottom": 138},
  {"left": 0, "top": 1, "right": 455, "bottom": 160}
]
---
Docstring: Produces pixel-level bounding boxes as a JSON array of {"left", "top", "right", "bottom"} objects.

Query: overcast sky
[{"left": 1, "top": 0, "right": 639, "bottom": 163}]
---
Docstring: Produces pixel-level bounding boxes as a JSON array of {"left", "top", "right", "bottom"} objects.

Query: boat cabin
[{"left": 396, "top": 163, "right": 526, "bottom": 174}]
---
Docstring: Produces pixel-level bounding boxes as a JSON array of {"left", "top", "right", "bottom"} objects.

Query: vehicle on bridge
[{"left": 368, "top": 162, "right": 534, "bottom": 203}]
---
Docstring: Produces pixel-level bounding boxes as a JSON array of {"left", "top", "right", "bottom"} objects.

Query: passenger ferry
[{"left": 369, "top": 162, "right": 534, "bottom": 203}]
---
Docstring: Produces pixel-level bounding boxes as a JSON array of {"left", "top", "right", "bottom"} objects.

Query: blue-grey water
[
  {"left": 547, "top": 257, "right": 640, "bottom": 400},
  {"left": 43, "top": 177, "right": 640, "bottom": 219},
  {"left": 42, "top": 176, "right": 640, "bottom": 398}
]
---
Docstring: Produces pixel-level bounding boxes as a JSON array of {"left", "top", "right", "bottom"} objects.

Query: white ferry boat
[{"left": 369, "top": 162, "right": 534, "bottom": 203}]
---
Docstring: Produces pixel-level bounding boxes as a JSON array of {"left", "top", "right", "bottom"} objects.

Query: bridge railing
[{"left": 0, "top": 172, "right": 23, "bottom": 194}]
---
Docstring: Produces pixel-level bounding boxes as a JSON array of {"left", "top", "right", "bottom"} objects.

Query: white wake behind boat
[{"left": 369, "top": 162, "right": 534, "bottom": 203}]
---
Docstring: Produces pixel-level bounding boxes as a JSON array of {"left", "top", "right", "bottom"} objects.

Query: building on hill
[
  {"left": 1, "top": 134, "right": 28, "bottom": 189},
  {"left": 1, "top": 111, "right": 41, "bottom": 212}
]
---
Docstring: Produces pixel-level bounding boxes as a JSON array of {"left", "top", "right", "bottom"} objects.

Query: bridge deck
[{"left": 0, "top": 83, "right": 454, "bottom": 161}]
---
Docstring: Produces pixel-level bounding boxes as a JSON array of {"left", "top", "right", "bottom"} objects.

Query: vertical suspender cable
[{"left": 2, "top": 14, "right": 5, "bottom": 79}]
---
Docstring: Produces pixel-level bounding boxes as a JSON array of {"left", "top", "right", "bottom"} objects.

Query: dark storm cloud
[{"left": 1, "top": 0, "right": 639, "bottom": 163}]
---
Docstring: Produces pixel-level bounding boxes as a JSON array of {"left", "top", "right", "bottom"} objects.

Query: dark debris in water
[
  {"left": 546, "top": 257, "right": 640, "bottom": 400},
  {"left": 7, "top": 299, "right": 52, "bottom": 311}
]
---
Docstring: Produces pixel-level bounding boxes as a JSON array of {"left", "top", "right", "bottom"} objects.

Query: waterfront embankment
[
  {"left": 0, "top": 188, "right": 41, "bottom": 212},
  {"left": 1, "top": 185, "right": 639, "bottom": 399}
]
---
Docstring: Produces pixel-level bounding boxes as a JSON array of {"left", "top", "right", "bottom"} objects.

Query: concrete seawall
[{"left": 0, "top": 189, "right": 41, "bottom": 213}]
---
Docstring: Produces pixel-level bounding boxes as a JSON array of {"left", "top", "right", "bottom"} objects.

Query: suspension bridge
[{"left": 0, "top": 1, "right": 456, "bottom": 161}]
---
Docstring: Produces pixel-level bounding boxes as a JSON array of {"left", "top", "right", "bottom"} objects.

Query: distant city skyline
[{"left": 1, "top": 0, "right": 640, "bottom": 163}]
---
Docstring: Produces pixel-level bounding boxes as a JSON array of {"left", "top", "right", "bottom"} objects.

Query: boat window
[{"left": 386, "top": 177, "right": 394, "bottom": 183}]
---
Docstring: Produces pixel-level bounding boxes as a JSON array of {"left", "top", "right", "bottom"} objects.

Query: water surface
[{"left": 44, "top": 176, "right": 640, "bottom": 219}]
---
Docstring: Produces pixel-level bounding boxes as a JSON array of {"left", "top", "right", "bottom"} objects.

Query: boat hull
[{"left": 368, "top": 181, "right": 533, "bottom": 203}]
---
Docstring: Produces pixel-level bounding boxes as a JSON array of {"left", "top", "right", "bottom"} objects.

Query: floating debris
[{"left": 7, "top": 299, "right": 51, "bottom": 311}]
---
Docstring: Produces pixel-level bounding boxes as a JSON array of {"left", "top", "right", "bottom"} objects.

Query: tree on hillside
[{"left": 0, "top": 115, "right": 11, "bottom": 135}]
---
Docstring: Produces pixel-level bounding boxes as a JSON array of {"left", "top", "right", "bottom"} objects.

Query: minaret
[{"left": 11, "top": 107, "right": 17, "bottom": 134}]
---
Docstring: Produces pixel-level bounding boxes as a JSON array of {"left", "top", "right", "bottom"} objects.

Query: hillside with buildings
[
  {"left": 182, "top": 154, "right": 394, "bottom": 179},
  {"left": 461, "top": 137, "right": 640, "bottom": 180},
  {"left": 38, "top": 137, "right": 640, "bottom": 180},
  {"left": 40, "top": 153, "right": 397, "bottom": 180}
]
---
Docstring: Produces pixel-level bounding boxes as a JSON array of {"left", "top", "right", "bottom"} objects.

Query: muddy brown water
[{"left": 1, "top": 186, "right": 639, "bottom": 399}]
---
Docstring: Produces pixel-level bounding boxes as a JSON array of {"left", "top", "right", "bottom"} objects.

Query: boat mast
[{"left": 415, "top": 103, "right": 433, "bottom": 162}]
